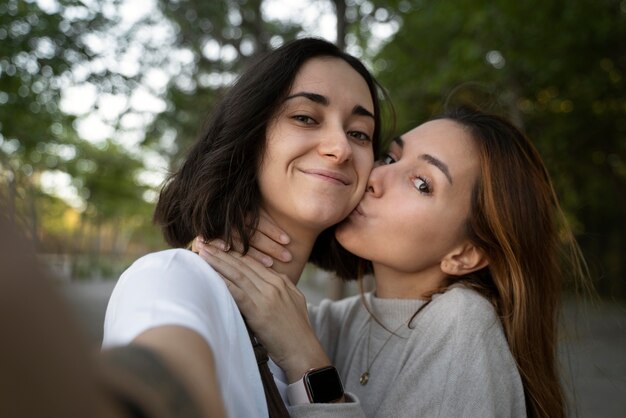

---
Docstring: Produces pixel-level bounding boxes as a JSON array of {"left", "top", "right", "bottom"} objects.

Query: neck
[
  {"left": 371, "top": 263, "right": 446, "bottom": 300},
  {"left": 265, "top": 217, "right": 322, "bottom": 285}
]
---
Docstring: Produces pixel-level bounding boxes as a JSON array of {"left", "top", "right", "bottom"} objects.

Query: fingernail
[
  {"left": 281, "top": 250, "right": 292, "bottom": 262},
  {"left": 280, "top": 234, "right": 290, "bottom": 244},
  {"left": 262, "top": 256, "right": 273, "bottom": 267}
]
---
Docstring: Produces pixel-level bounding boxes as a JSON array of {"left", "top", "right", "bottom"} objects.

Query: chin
[
  {"left": 299, "top": 205, "right": 351, "bottom": 229},
  {"left": 335, "top": 224, "right": 367, "bottom": 256}
]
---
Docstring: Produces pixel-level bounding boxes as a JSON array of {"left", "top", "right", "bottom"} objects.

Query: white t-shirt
[{"left": 102, "top": 248, "right": 270, "bottom": 418}]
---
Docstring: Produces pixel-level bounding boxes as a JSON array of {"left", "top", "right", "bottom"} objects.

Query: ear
[{"left": 440, "top": 242, "right": 489, "bottom": 276}]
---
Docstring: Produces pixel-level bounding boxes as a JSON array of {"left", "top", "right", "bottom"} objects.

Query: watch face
[{"left": 306, "top": 366, "right": 344, "bottom": 403}]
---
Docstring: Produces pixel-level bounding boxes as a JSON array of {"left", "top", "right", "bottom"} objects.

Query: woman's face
[
  {"left": 258, "top": 57, "right": 375, "bottom": 234},
  {"left": 336, "top": 119, "right": 480, "bottom": 275}
]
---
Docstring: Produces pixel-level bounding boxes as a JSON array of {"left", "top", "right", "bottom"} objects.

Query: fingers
[
  {"left": 190, "top": 214, "right": 293, "bottom": 266},
  {"left": 249, "top": 232, "right": 292, "bottom": 264},
  {"left": 194, "top": 236, "right": 298, "bottom": 300},
  {"left": 204, "top": 245, "right": 297, "bottom": 297},
  {"left": 198, "top": 246, "right": 265, "bottom": 296},
  {"left": 190, "top": 236, "right": 206, "bottom": 253},
  {"left": 195, "top": 235, "right": 290, "bottom": 267},
  {"left": 222, "top": 278, "right": 246, "bottom": 304},
  {"left": 223, "top": 237, "right": 276, "bottom": 268},
  {"left": 257, "top": 210, "right": 290, "bottom": 245}
]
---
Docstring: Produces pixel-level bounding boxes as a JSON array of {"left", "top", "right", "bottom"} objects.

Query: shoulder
[
  {"left": 112, "top": 249, "right": 233, "bottom": 315},
  {"left": 417, "top": 286, "right": 504, "bottom": 346},
  {"left": 310, "top": 294, "right": 363, "bottom": 323},
  {"left": 103, "top": 249, "right": 237, "bottom": 348},
  {"left": 429, "top": 285, "right": 498, "bottom": 324},
  {"left": 126, "top": 248, "right": 214, "bottom": 277},
  {"left": 118, "top": 249, "right": 226, "bottom": 295}
]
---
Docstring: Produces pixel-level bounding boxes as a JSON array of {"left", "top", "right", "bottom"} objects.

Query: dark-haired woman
[
  {"left": 102, "top": 38, "right": 384, "bottom": 417},
  {"left": 198, "top": 107, "right": 587, "bottom": 417}
]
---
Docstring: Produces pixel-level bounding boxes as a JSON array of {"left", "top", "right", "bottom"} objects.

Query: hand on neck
[
  {"left": 270, "top": 237, "right": 315, "bottom": 284},
  {"left": 264, "top": 216, "right": 322, "bottom": 285}
]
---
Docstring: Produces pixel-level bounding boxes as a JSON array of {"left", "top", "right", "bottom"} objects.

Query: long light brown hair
[
  {"left": 436, "top": 106, "right": 588, "bottom": 418},
  {"left": 318, "top": 106, "right": 589, "bottom": 416}
]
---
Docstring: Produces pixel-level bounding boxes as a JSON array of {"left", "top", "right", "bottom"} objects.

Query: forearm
[{"left": 131, "top": 326, "right": 227, "bottom": 418}]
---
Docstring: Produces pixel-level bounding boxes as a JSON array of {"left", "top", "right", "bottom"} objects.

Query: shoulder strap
[{"left": 245, "top": 321, "right": 291, "bottom": 418}]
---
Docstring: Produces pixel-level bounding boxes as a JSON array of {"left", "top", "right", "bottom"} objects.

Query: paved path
[
  {"left": 61, "top": 280, "right": 625, "bottom": 417},
  {"left": 559, "top": 299, "right": 626, "bottom": 417}
]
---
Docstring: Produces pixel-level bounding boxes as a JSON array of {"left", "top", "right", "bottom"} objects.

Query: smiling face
[
  {"left": 336, "top": 119, "right": 481, "bottom": 286},
  {"left": 258, "top": 56, "right": 375, "bottom": 235}
]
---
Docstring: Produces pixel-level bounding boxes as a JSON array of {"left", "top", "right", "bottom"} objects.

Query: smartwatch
[{"left": 287, "top": 365, "right": 344, "bottom": 405}]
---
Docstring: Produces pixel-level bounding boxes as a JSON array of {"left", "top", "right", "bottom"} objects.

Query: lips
[
  {"left": 354, "top": 204, "right": 365, "bottom": 216},
  {"left": 299, "top": 168, "right": 351, "bottom": 185}
]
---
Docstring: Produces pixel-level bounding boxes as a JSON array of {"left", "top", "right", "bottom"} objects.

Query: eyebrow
[
  {"left": 394, "top": 136, "right": 453, "bottom": 184},
  {"left": 285, "top": 92, "right": 374, "bottom": 119}
]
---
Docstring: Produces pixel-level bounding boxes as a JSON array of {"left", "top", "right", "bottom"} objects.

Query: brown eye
[
  {"left": 348, "top": 131, "right": 372, "bottom": 143},
  {"left": 412, "top": 177, "right": 432, "bottom": 195},
  {"left": 292, "top": 115, "right": 316, "bottom": 124}
]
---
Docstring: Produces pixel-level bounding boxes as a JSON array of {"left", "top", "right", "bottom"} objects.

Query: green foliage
[
  {"left": 0, "top": 0, "right": 117, "bottom": 163},
  {"left": 1, "top": 0, "right": 623, "bottom": 295},
  {"left": 0, "top": 0, "right": 160, "bottom": 265},
  {"left": 142, "top": 0, "right": 302, "bottom": 166},
  {"left": 65, "top": 139, "right": 151, "bottom": 221}
]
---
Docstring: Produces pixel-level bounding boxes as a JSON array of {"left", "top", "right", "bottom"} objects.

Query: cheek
[
  {"left": 337, "top": 202, "right": 463, "bottom": 271},
  {"left": 257, "top": 156, "right": 279, "bottom": 192},
  {"left": 354, "top": 147, "right": 374, "bottom": 185}
]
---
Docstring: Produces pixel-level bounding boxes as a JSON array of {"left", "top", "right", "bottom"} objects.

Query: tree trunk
[
  {"left": 250, "top": 0, "right": 269, "bottom": 54},
  {"left": 7, "top": 168, "right": 17, "bottom": 222},
  {"left": 333, "top": 0, "right": 347, "bottom": 49},
  {"left": 27, "top": 178, "right": 39, "bottom": 250}
]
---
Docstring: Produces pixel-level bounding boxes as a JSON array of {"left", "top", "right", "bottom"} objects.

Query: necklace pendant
[{"left": 359, "top": 371, "right": 369, "bottom": 386}]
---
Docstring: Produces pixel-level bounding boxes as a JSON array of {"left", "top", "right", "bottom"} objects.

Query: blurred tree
[
  {"left": 0, "top": 0, "right": 122, "bottom": 242},
  {"left": 65, "top": 139, "right": 149, "bottom": 226},
  {"left": 3, "top": 0, "right": 622, "bottom": 295},
  {"left": 141, "top": 0, "right": 302, "bottom": 166},
  {"left": 0, "top": 0, "right": 104, "bottom": 159},
  {"left": 374, "top": 0, "right": 626, "bottom": 296},
  {"left": 63, "top": 138, "right": 153, "bottom": 277}
]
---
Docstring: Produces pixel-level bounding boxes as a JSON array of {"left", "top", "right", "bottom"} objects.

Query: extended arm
[{"left": 132, "top": 326, "right": 227, "bottom": 418}]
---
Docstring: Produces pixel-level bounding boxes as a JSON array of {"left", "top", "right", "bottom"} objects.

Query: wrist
[{"left": 283, "top": 347, "right": 331, "bottom": 383}]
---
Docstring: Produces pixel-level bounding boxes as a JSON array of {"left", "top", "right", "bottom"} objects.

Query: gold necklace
[{"left": 359, "top": 318, "right": 408, "bottom": 386}]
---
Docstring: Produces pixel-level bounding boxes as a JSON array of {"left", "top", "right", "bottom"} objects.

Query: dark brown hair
[{"left": 153, "top": 38, "right": 383, "bottom": 251}]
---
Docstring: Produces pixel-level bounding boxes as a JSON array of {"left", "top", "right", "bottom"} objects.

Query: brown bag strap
[{"left": 245, "top": 321, "right": 291, "bottom": 418}]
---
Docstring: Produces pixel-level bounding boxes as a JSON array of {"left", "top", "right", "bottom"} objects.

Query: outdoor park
[{"left": 1, "top": 0, "right": 625, "bottom": 416}]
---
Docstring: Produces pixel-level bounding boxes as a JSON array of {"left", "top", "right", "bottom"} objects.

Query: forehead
[
  {"left": 400, "top": 119, "right": 480, "bottom": 176},
  {"left": 289, "top": 57, "right": 374, "bottom": 108}
]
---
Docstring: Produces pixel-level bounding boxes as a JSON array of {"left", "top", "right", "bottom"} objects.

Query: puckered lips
[
  {"left": 298, "top": 168, "right": 351, "bottom": 186},
  {"left": 350, "top": 203, "right": 366, "bottom": 218}
]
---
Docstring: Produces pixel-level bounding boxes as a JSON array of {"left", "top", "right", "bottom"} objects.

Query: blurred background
[{"left": 1, "top": 0, "right": 624, "bottom": 416}]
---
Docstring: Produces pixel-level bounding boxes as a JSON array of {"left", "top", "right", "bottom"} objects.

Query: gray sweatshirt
[{"left": 287, "top": 286, "right": 527, "bottom": 417}]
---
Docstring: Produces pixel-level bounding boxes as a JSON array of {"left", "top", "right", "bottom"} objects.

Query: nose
[
  {"left": 365, "top": 164, "right": 385, "bottom": 197},
  {"left": 318, "top": 125, "right": 353, "bottom": 164}
]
